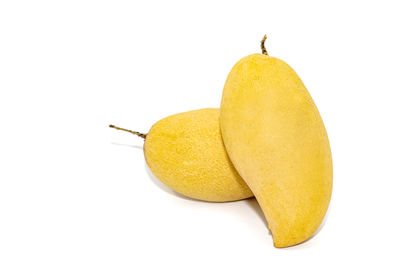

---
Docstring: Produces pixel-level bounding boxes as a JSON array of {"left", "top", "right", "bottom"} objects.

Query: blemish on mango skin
[
  {"left": 220, "top": 52, "right": 332, "bottom": 248},
  {"left": 144, "top": 108, "right": 253, "bottom": 202}
]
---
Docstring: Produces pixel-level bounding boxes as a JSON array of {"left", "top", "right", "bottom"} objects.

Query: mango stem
[
  {"left": 261, "top": 34, "right": 268, "bottom": 56},
  {"left": 109, "top": 124, "right": 147, "bottom": 139}
]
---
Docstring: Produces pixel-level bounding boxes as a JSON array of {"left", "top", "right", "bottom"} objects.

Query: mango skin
[
  {"left": 144, "top": 108, "right": 253, "bottom": 202},
  {"left": 220, "top": 54, "right": 333, "bottom": 247}
]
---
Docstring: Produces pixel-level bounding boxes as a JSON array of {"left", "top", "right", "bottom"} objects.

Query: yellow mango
[
  {"left": 111, "top": 108, "right": 253, "bottom": 202},
  {"left": 220, "top": 42, "right": 332, "bottom": 247}
]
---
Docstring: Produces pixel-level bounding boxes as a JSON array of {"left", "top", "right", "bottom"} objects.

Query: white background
[{"left": 1, "top": 0, "right": 399, "bottom": 266}]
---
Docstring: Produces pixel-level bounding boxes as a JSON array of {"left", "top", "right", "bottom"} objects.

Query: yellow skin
[
  {"left": 220, "top": 54, "right": 333, "bottom": 247},
  {"left": 144, "top": 108, "right": 253, "bottom": 202}
]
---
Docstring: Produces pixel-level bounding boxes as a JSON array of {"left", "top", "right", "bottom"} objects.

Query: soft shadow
[
  {"left": 111, "top": 142, "right": 143, "bottom": 150},
  {"left": 111, "top": 140, "right": 219, "bottom": 203},
  {"left": 244, "top": 198, "right": 272, "bottom": 236},
  {"left": 143, "top": 162, "right": 197, "bottom": 202},
  {"left": 111, "top": 141, "right": 191, "bottom": 200}
]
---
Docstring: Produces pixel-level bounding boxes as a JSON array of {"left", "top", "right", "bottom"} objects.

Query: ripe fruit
[
  {"left": 110, "top": 108, "right": 253, "bottom": 202},
  {"left": 220, "top": 36, "right": 332, "bottom": 247}
]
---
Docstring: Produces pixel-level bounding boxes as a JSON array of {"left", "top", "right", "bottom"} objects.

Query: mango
[
  {"left": 111, "top": 108, "right": 253, "bottom": 202},
  {"left": 220, "top": 40, "right": 332, "bottom": 247}
]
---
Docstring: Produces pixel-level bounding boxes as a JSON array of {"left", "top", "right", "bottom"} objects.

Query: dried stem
[
  {"left": 261, "top": 34, "right": 268, "bottom": 56},
  {"left": 109, "top": 124, "right": 147, "bottom": 139}
]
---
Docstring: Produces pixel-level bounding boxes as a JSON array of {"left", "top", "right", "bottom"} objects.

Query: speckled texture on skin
[
  {"left": 220, "top": 54, "right": 333, "bottom": 247},
  {"left": 144, "top": 108, "right": 253, "bottom": 202}
]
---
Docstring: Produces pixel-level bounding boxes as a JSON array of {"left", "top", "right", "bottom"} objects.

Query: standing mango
[{"left": 220, "top": 36, "right": 333, "bottom": 247}]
